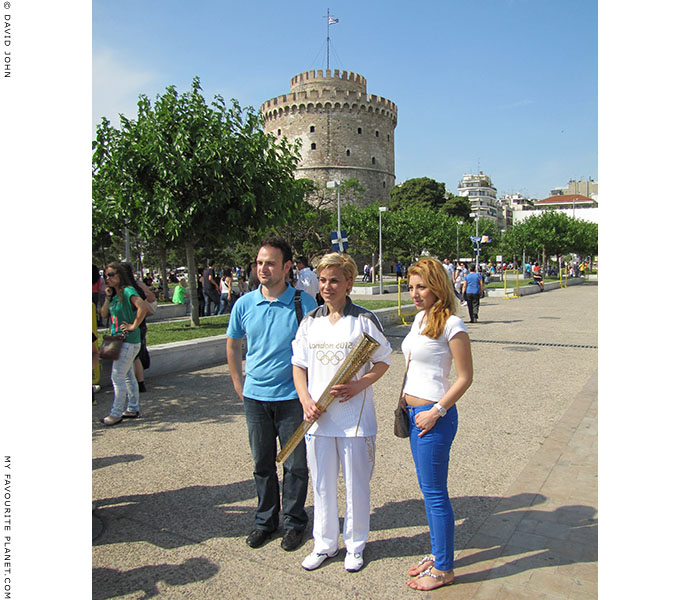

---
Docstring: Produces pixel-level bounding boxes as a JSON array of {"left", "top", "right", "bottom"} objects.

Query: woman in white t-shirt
[
  {"left": 292, "top": 253, "right": 391, "bottom": 574},
  {"left": 401, "top": 257, "right": 473, "bottom": 591}
]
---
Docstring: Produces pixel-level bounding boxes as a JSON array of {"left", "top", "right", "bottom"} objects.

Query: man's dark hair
[
  {"left": 259, "top": 236, "right": 293, "bottom": 265},
  {"left": 296, "top": 256, "right": 308, "bottom": 268},
  {"left": 469, "top": 263, "right": 476, "bottom": 272}
]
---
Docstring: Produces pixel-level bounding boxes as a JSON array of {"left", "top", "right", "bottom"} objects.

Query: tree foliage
[
  {"left": 388, "top": 177, "right": 447, "bottom": 211},
  {"left": 92, "top": 77, "right": 304, "bottom": 324}
]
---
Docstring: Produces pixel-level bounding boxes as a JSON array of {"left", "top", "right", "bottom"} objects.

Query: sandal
[
  {"left": 122, "top": 410, "right": 140, "bottom": 418},
  {"left": 408, "top": 555, "right": 434, "bottom": 577},
  {"left": 407, "top": 567, "right": 454, "bottom": 591}
]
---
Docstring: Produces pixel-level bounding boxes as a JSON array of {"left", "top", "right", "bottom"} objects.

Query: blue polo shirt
[
  {"left": 465, "top": 272, "right": 482, "bottom": 295},
  {"left": 227, "top": 285, "right": 317, "bottom": 401}
]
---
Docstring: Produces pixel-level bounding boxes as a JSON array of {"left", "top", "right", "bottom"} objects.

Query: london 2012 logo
[{"left": 316, "top": 350, "right": 345, "bottom": 366}]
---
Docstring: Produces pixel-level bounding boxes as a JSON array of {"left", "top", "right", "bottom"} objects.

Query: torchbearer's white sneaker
[
  {"left": 345, "top": 551, "right": 364, "bottom": 572},
  {"left": 301, "top": 550, "right": 338, "bottom": 571}
]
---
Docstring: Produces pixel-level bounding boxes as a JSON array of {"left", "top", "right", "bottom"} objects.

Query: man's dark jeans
[
  {"left": 465, "top": 293, "right": 480, "bottom": 322},
  {"left": 243, "top": 397, "right": 309, "bottom": 533},
  {"left": 203, "top": 290, "right": 220, "bottom": 316}
]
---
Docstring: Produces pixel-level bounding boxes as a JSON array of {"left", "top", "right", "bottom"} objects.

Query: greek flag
[
  {"left": 328, "top": 16, "right": 339, "bottom": 24},
  {"left": 331, "top": 230, "right": 348, "bottom": 251}
]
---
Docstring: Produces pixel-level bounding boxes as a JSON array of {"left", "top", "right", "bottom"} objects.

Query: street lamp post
[
  {"left": 456, "top": 221, "right": 461, "bottom": 263},
  {"left": 378, "top": 206, "right": 388, "bottom": 295},
  {"left": 469, "top": 212, "right": 480, "bottom": 269},
  {"left": 326, "top": 180, "right": 343, "bottom": 251}
]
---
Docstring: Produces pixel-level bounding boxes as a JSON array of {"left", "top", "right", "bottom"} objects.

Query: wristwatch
[{"left": 434, "top": 403, "right": 447, "bottom": 417}]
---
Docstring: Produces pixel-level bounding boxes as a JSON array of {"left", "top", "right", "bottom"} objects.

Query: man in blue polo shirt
[
  {"left": 227, "top": 236, "right": 318, "bottom": 552},
  {"left": 462, "top": 263, "right": 484, "bottom": 323}
]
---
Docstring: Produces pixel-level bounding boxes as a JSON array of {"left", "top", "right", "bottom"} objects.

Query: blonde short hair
[{"left": 316, "top": 253, "right": 358, "bottom": 292}]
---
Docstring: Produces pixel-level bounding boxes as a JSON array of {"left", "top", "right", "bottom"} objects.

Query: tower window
[
  {"left": 310, "top": 125, "right": 315, "bottom": 132},
  {"left": 372, "top": 157, "right": 376, "bottom": 165},
  {"left": 357, "top": 127, "right": 362, "bottom": 134},
  {"left": 375, "top": 130, "right": 379, "bottom": 137},
  {"left": 346, "top": 149, "right": 351, "bottom": 157},
  {"left": 387, "top": 134, "right": 390, "bottom": 141},
  {"left": 311, "top": 143, "right": 316, "bottom": 150},
  {"left": 277, "top": 129, "right": 281, "bottom": 136}
]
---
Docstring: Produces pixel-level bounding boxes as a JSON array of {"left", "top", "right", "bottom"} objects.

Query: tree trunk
[
  {"left": 185, "top": 240, "right": 200, "bottom": 327},
  {"left": 159, "top": 248, "right": 169, "bottom": 301}
]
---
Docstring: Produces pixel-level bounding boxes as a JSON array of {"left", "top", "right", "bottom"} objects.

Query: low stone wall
[
  {"left": 485, "top": 277, "right": 584, "bottom": 297},
  {"left": 147, "top": 303, "right": 187, "bottom": 322}
]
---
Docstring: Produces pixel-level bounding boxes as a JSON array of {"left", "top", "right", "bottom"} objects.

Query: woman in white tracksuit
[{"left": 292, "top": 252, "right": 391, "bottom": 573}]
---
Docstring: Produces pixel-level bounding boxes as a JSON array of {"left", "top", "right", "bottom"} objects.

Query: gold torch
[{"left": 276, "top": 332, "right": 380, "bottom": 464}]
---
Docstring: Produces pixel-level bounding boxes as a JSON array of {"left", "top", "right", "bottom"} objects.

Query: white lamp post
[
  {"left": 469, "top": 212, "right": 480, "bottom": 269},
  {"left": 378, "top": 206, "right": 388, "bottom": 295},
  {"left": 326, "top": 180, "right": 343, "bottom": 251},
  {"left": 456, "top": 220, "right": 463, "bottom": 263}
]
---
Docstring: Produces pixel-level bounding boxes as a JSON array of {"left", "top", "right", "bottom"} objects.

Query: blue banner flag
[{"left": 331, "top": 230, "right": 348, "bottom": 251}]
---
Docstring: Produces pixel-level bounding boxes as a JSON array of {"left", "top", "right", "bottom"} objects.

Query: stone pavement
[{"left": 93, "top": 283, "right": 597, "bottom": 599}]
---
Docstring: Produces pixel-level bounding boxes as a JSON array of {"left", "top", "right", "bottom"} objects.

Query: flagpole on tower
[
  {"left": 327, "top": 8, "right": 330, "bottom": 70},
  {"left": 325, "top": 9, "right": 338, "bottom": 70}
]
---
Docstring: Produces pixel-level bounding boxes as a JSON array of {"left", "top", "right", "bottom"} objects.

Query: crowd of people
[{"left": 92, "top": 239, "right": 476, "bottom": 591}]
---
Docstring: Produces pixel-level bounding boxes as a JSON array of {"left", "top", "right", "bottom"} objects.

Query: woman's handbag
[
  {"left": 393, "top": 356, "right": 411, "bottom": 438},
  {"left": 99, "top": 333, "right": 125, "bottom": 360},
  {"left": 393, "top": 402, "right": 410, "bottom": 438}
]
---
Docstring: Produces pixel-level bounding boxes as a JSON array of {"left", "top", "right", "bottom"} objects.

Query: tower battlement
[{"left": 290, "top": 69, "right": 367, "bottom": 93}]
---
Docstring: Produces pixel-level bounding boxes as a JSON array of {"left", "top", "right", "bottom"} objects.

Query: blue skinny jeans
[{"left": 408, "top": 403, "right": 458, "bottom": 571}]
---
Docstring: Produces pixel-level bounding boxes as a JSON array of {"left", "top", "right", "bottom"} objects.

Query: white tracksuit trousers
[{"left": 305, "top": 434, "right": 376, "bottom": 555}]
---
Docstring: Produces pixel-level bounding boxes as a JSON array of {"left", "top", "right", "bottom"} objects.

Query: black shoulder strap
[{"left": 294, "top": 289, "right": 303, "bottom": 324}]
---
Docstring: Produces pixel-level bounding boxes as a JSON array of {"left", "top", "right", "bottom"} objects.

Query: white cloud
[{"left": 92, "top": 48, "right": 158, "bottom": 135}]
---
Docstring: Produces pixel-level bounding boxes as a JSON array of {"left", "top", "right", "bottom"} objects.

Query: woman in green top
[{"left": 99, "top": 262, "right": 149, "bottom": 426}]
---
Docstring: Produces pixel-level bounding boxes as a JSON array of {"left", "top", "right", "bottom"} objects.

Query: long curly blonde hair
[{"left": 407, "top": 258, "right": 458, "bottom": 339}]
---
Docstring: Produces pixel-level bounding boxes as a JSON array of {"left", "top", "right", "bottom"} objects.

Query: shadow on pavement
[
  {"left": 93, "top": 481, "right": 258, "bottom": 549},
  {"left": 93, "top": 370, "right": 246, "bottom": 432},
  {"left": 366, "top": 492, "right": 596, "bottom": 584},
  {"left": 93, "top": 454, "right": 145, "bottom": 470},
  {"left": 454, "top": 503, "right": 597, "bottom": 584},
  {"left": 93, "top": 557, "right": 220, "bottom": 600}
]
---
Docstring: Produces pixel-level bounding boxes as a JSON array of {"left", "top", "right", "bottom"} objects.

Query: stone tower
[{"left": 261, "top": 69, "right": 397, "bottom": 207}]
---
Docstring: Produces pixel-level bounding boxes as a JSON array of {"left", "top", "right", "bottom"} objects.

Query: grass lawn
[{"left": 99, "top": 298, "right": 413, "bottom": 347}]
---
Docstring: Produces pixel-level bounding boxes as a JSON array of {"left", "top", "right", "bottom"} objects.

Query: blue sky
[{"left": 92, "top": 0, "right": 597, "bottom": 200}]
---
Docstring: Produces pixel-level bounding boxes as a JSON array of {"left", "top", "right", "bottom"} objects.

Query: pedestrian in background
[
  {"left": 462, "top": 264, "right": 484, "bottom": 323},
  {"left": 99, "top": 262, "right": 149, "bottom": 426}
]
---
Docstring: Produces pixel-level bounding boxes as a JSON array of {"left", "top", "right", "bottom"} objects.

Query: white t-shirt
[
  {"left": 292, "top": 299, "right": 392, "bottom": 437},
  {"left": 296, "top": 267, "right": 319, "bottom": 299},
  {"left": 401, "top": 310, "right": 468, "bottom": 403}
]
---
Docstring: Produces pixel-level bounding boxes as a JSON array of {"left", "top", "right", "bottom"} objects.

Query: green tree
[
  {"left": 441, "top": 195, "right": 472, "bottom": 221},
  {"left": 388, "top": 177, "right": 447, "bottom": 211},
  {"left": 92, "top": 77, "right": 304, "bottom": 325}
]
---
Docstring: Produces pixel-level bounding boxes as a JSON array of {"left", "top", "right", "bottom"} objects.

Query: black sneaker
[
  {"left": 246, "top": 529, "right": 273, "bottom": 548},
  {"left": 280, "top": 529, "right": 304, "bottom": 552}
]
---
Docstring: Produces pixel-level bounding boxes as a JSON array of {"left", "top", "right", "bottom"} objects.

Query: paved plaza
[{"left": 92, "top": 283, "right": 597, "bottom": 599}]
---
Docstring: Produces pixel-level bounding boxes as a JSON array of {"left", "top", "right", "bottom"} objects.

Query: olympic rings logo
[{"left": 316, "top": 350, "right": 345, "bottom": 365}]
